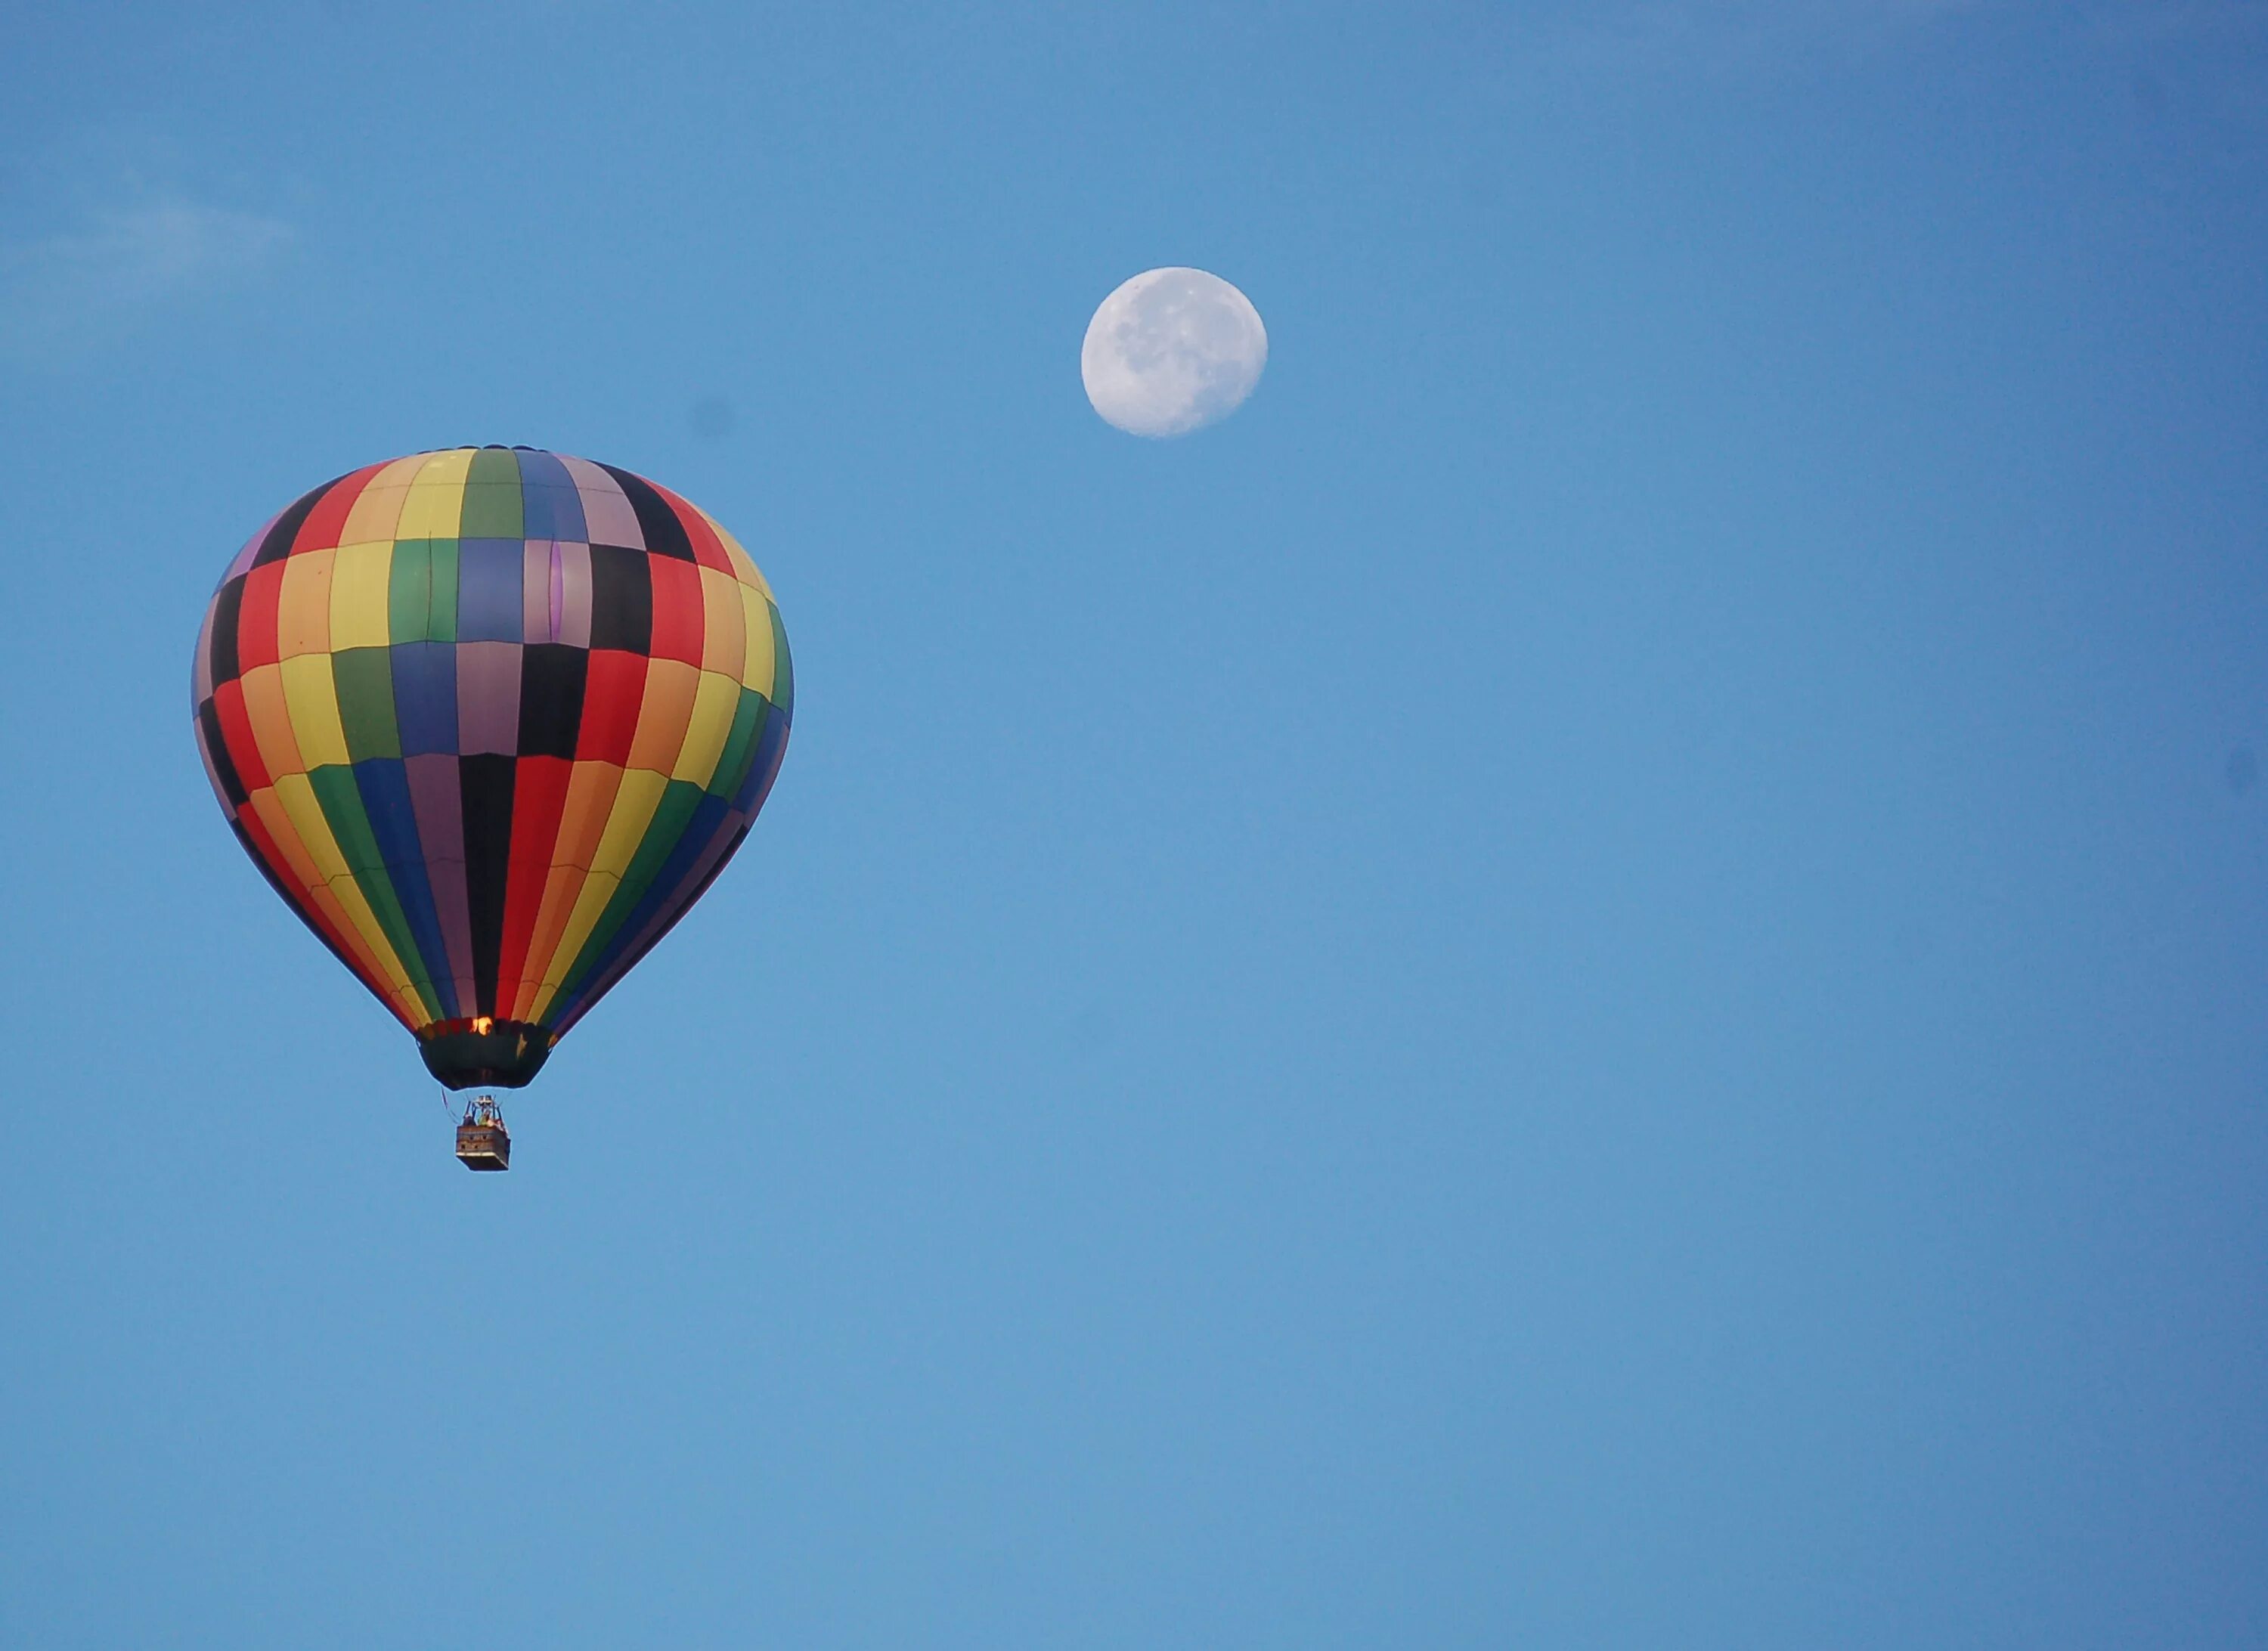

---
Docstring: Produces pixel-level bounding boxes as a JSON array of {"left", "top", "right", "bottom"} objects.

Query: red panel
[
  {"left": 213, "top": 679, "right": 270, "bottom": 792},
  {"left": 576, "top": 649, "right": 649, "bottom": 764},
  {"left": 235, "top": 805, "right": 398, "bottom": 1018},
  {"left": 235, "top": 562, "right": 287, "bottom": 671},
  {"left": 658, "top": 483, "right": 733, "bottom": 575},
  {"left": 494, "top": 754, "right": 573, "bottom": 999},
  {"left": 294, "top": 461, "right": 387, "bottom": 555},
  {"left": 647, "top": 556, "right": 705, "bottom": 664}
]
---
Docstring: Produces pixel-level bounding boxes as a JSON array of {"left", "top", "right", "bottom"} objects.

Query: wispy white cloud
[{"left": 0, "top": 197, "right": 293, "bottom": 360}]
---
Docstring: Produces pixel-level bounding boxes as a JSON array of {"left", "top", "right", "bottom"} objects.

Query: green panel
[
  {"left": 387, "top": 539, "right": 431, "bottom": 641},
  {"left": 556, "top": 779, "right": 708, "bottom": 996},
  {"left": 767, "top": 602, "right": 793, "bottom": 713},
  {"left": 621, "top": 778, "right": 707, "bottom": 903},
  {"left": 706, "top": 688, "right": 768, "bottom": 798},
  {"left": 426, "top": 540, "right": 459, "bottom": 641},
  {"left": 308, "top": 765, "right": 444, "bottom": 1021},
  {"left": 311, "top": 765, "right": 386, "bottom": 875},
  {"left": 466, "top": 448, "right": 521, "bottom": 488},
  {"left": 460, "top": 449, "right": 525, "bottom": 538},
  {"left": 387, "top": 537, "right": 464, "bottom": 644},
  {"left": 332, "top": 648, "right": 402, "bottom": 762}
]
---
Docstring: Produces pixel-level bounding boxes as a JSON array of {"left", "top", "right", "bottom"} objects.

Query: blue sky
[{"left": 3, "top": 3, "right": 2266, "bottom": 1646}]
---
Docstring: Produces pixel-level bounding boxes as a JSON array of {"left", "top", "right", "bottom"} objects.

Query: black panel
[
  {"left": 517, "top": 643, "right": 589, "bottom": 760},
  {"left": 460, "top": 754, "right": 518, "bottom": 1018},
  {"left": 251, "top": 475, "right": 336, "bottom": 566},
  {"left": 420, "top": 1019, "right": 553, "bottom": 1089},
  {"left": 198, "top": 698, "right": 247, "bottom": 807},
  {"left": 207, "top": 574, "right": 246, "bottom": 686},
  {"left": 587, "top": 543, "right": 653, "bottom": 652},
  {"left": 598, "top": 463, "right": 695, "bottom": 562}
]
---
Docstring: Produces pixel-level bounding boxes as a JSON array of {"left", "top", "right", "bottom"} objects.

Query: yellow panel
[
  {"left": 272, "top": 773, "right": 349, "bottom": 884},
  {"left": 698, "top": 566, "right": 745, "bottom": 680},
  {"left": 588, "top": 768, "right": 670, "bottom": 884},
  {"left": 531, "top": 870, "right": 624, "bottom": 1018},
  {"left": 317, "top": 872, "right": 424, "bottom": 1023},
  {"left": 395, "top": 448, "right": 476, "bottom": 540},
  {"left": 280, "top": 653, "right": 350, "bottom": 769},
  {"left": 525, "top": 863, "right": 609, "bottom": 1006},
  {"left": 247, "top": 813, "right": 411, "bottom": 1026},
  {"left": 275, "top": 548, "right": 335, "bottom": 659},
  {"left": 738, "top": 584, "right": 776, "bottom": 692},
  {"left": 507, "top": 862, "right": 588, "bottom": 1021},
  {"left": 673, "top": 670, "right": 741, "bottom": 786},
  {"left": 271, "top": 773, "right": 417, "bottom": 1002},
  {"left": 627, "top": 658, "right": 700, "bottom": 773},
  {"left": 702, "top": 509, "right": 772, "bottom": 596},
  {"left": 240, "top": 664, "right": 305, "bottom": 781},
  {"left": 328, "top": 541, "right": 395, "bottom": 649},
  {"left": 243, "top": 785, "right": 326, "bottom": 898},
  {"left": 526, "top": 762, "right": 668, "bottom": 1016},
  {"left": 311, "top": 890, "right": 414, "bottom": 1021},
  {"left": 550, "top": 760, "right": 625, "bottom": 872},
  {"left": 339, "top": 454, "right": 426, "bottom": 544}
]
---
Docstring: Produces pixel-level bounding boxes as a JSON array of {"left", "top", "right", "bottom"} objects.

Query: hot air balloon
[{"left": 191, "top": 447, "right": 792, "bottom": 1167}]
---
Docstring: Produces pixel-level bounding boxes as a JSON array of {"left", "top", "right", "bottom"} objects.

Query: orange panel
[
  {"left": 550, "top": 759, "right": 627, "bottom": 872},
  {"left": 508, "top": 861, "right": 590, "bottom": 1020},
  {"left": 626, "top": 658, "right": 700, "bottom": 773},
  {"left": 698, "top": 566, "right": 745, "bottom": 680},
  {"left": 275, "top": 548, "right": 336, "bottom": 659},
  {"left": 239, "top": 664, "right": 305, "bottom": 781}
]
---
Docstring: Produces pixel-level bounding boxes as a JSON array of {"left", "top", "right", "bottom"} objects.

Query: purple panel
[
  {"left": 523, "top": 541, "right": 556, "bottom": 643},
  {"left": 457, "top": 539, "right": 525, "bottom": 643},
  {"left": 406, "top": 752, "right": 477, "bottom": 1008},
  {"left": 222, "top": 512, "right": 280, "bottom": 586},
  {"left": 192, "top": 601, "right": 215, "bottom": 702},
  {"left": 392, "top": 641, "right": 460, "bottom": 757},
  {"left": 560, "top": 454, "right": 642, "bottom": 547},
  {"left": 456, "top": 642, "right": 523, "bottom": 755},
  {"left": 516, "top": 449, "right": 587, "bottom": 542},
  {"left": 556, "top": 542, "right": 593, "bottom": 649}
]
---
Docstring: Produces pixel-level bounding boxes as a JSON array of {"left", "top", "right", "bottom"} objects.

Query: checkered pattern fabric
[{"left": 192, "top": 447, "right": 792, "bottom": 1067}]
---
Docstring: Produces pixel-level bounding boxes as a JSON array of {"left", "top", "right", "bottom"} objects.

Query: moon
[{"left": 1081, "top": 267, "right": 1268, "bottom": 438}]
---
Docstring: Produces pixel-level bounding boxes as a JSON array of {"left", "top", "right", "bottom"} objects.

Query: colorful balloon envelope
[{"left": 191, "top": 447, "right": 792, "bottom": 1090}]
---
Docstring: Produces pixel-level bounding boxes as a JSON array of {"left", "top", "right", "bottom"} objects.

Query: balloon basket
[{"left": 455, "top": 1096, "right": 511, "bottom": 1172}]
